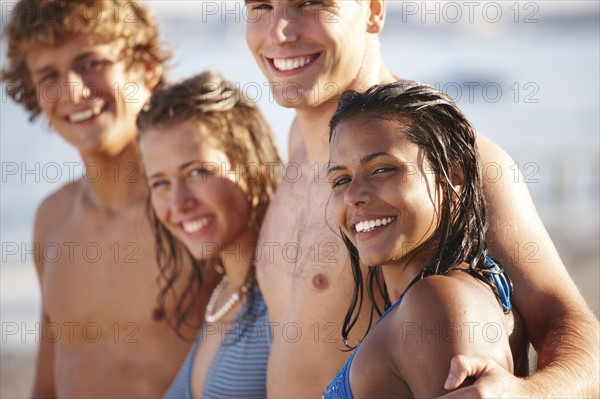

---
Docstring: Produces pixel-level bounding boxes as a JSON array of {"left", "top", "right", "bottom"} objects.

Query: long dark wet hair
[
  {"left": 137, "top": 71, "right": 281, "bottom": 338},
  {"left": 329, "top": 81, "right": 507, "bottom": 347}
]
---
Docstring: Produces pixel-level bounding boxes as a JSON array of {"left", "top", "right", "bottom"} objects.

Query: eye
[
  {"left": 299, "top": 1, "right": 321, "bottom": 7},
  {"left": 303, "top": 1, "right": 338, "bottom": 13},
  {"left": 189, "top": 167, "right": 213, "bottom": 178},
  {"left": 149, "top": 179, "right": 168, "bottom": 190},
  {"left": 295, "top": 1, "right": 325, "bottom": 15},
  {"left": 78, "top": 59, "right": 112, "bottom": 74},
  {"left": 190, "top": 168, "right": 203, "bottom": 177},
  {"left": 247, "top": 2, "right": 272, "bottom": 11},
  {"left": 35, "top": 71, "right": 59, "bottom": 86},
  {"left": 331, "top": 175, "right": 350, "bottom": 189},
  {"left": 373, "top": 166, "right": 395, "bottom": 175}
]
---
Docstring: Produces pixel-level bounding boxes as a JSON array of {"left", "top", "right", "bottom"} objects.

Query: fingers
[{"left": 444, "top": 355, "right": 488, "bottom": 391}]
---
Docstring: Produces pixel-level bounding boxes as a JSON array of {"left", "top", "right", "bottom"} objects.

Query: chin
[
  {"left": 188, "top": 248, "right": 207, "bottom": 261},
  {"left": 272, "top": 96, "right": 298, "bottom": 109},
  {"left": 271, "top": 84, "right": 325, "bottom": 109},
  {"left": 357, "top": 253, "right": 383, "bottom": 268},
  {"left": 358, "top": 245, "right": 397, "bottom": 267}
]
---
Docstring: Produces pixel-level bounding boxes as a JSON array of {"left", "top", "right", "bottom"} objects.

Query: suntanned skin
[
  {"left": 326, "top": 114, "right": 528, "bottom": 397},
  {"left": 140, "top": 123, "right": 256, "bottom": 398},
  {"left": 349, "top": 272, "right": 518, "bottom": 397},
  {"left": 246, "top": 0, "right": 599, "bottom": 397},
  {"left": 27, "top": 36, "right": 210, "bottom": 398}
]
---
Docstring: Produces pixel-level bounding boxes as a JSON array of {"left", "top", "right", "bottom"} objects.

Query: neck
[
  {"left": 219, "top": 228, "right": 256, "bottom": 288},
  {"left": 295, "top": 105, "right": 338, "bottom": 163},
  {"left": 381, "top": 248, "right": 432, "bottom": 303},
  {"left": 79, "top": 141, "right": 148, "bottom": 211}
]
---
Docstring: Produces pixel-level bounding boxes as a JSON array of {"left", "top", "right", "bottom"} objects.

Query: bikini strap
[{"left": 460, "top": 257, "right": 512, "bottom": 313}]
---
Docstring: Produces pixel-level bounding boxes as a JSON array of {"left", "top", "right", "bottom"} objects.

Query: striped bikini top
[{"left": 164, "top": 285, "right": 271, "bottom": 399}]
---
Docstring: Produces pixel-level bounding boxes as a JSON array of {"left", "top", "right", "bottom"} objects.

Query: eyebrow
[{"left": 326, "top": 152, "right": 394, "bottom": 175}]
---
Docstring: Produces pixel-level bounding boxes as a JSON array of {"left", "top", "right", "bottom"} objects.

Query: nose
[
  {"left": 170, "top": 182, "right": 197, "bottom": 213},
  {"left": 344, "top": 178, "right": 370, "bottom": 208},
  {"left": 62, "top": 70, "right": 91, "bottom": 104},
  {"left": 267, "top": 6, "right": 299, "bottom": 45}
]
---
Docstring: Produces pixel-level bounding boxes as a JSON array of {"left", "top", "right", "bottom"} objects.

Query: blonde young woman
[{"left": 137, "top": 71, "right": 281, "bottom": 398}]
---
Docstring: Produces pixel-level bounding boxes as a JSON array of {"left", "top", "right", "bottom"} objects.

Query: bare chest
[
  {"left": 39, "top": 206, "right": 159, "bottom": 325},
  {"left": 256, "top": 164, "right": 351, "bottom": 309}
]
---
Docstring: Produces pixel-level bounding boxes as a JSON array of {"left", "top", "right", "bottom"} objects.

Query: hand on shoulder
[{"left": 440, "top": 355, "right": 534, "bottom": 399}]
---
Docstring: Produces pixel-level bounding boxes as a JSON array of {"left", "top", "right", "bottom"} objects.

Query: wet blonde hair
[
  {"left": 137, "top": 71, "right": 282, "bottom": 335},
  {"left": 2, "top": 0, "right": 169, "bottom": 120}
]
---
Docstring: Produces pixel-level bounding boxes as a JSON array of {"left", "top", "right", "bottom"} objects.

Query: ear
[
  {"left": 143, "top": 62, "right": 164, "bottom": 91},
  {"left": 366, "top": 0, "right": 385, "bottom": 34},
  {"left": 449, "top": 170, "right": 464, "bottom": 204}
]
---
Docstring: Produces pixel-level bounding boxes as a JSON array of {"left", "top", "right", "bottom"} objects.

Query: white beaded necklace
[{"left": 204, "top": 276, "right": 250, "bottom": 323}]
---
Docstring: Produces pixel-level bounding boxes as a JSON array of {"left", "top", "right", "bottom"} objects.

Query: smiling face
[
  {"left": 245, "top": 0, "right": 373, "bottom": 109},
  {"left": 140, "top": 120, "right": 252, "bottom": 260},
  {"left": 328, "top": 115, "right": 442, "bottom": 268},
  {"left": 26, "top": 35, "right": 155, "bottom": 157}
]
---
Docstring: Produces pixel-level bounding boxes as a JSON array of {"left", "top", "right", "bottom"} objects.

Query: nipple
[
  {"left": 312, "top": 273, "right": 330, "bottom": 290},
  {"left": 152, "top": 306, "right": 165, "bottom": 321}
]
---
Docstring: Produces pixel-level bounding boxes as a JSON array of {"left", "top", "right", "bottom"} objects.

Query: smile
[
  {"left": 68, "top": 104, "right": 103, "bottom": 123},
  {"left": 271, "top": 55, "right": 318, "bottom": 72},
  {"left": 355, "top": 217, "right": 396, "bottom": 233},
  {"left": 182, "top": 217, "right": 210, "bottom": 234}
]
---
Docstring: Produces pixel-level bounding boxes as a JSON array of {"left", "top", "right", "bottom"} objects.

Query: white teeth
[
  {"left": 69, "top": 109, "right": 93, "bottom": 123},
  {"left": 273, "top": 56, "right": 314, "bottom": 72},
  {"left": 182, "top": 217, "right": 209, "bottom": 233},
  {"left": 68, "top": 105, "right": 102, "bottom": 123},
  {"left": 355, "top": 217, "right": 395, "bottom": 233}
]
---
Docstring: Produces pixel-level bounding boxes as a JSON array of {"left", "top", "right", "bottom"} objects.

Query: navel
[{"left": 312, "top": 273, "right": 330, "bottom": 290}]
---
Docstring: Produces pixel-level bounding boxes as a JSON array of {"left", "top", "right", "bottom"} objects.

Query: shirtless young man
[
  {"left": 2, "top": 1, "right": 209, "bottom": 397},
  {"left": 244, "top": 1, "right": 599, "bottom": 397}
]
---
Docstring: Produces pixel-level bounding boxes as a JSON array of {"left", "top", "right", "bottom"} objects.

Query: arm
[
  {"left": 31, "top": 314, "right": 57, "bottom": 398},
  {"left": 442, "top": 355, "right": 530, "bottom": 398},
  {"left": 448, "top": 135, "right": 600, "bottom": 397},
  {"left": 395, "top": 275, "right": 515, "bottom": 397},
  {"left": 30, "top": 200, "right": 57, "bottom": 398}
]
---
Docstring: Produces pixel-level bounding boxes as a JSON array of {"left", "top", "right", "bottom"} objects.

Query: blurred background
[{"left": 1, "top": 1, "right": 598, "bottom": 397}]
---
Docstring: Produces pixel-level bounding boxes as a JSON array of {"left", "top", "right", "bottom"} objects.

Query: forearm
[
  {"left": 442, "top": 310, "right": 599, "bottom": 398},
  {"left": 30, "top": 324, "right": 57, "bottom": 398},
  {"left": 526, "top": 308, "right": 600, "bottom": 398}
]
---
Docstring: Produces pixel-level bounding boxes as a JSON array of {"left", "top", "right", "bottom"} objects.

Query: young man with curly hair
[{"left": 2, "top": 1, "right": 212, "bottom": 396}]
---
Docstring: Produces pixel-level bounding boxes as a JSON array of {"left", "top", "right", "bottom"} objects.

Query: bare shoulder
[
  {"left": 392, "top": 273, "right": 513, "bottom": 351},
  {"left": 389, "top": 274, "right": 514, "bottom": 396},
  {"left": 33, "top": 180, "right": 82, "bottom": 245},
  {"left": 399, "top": 274, "right": 503, "bottom": 323},
  {"left": 474, "top": 132, "right": 538, "bottom": 205},
  {"left": 475, "top": 133, "right": 513, "bottom": 163}
]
